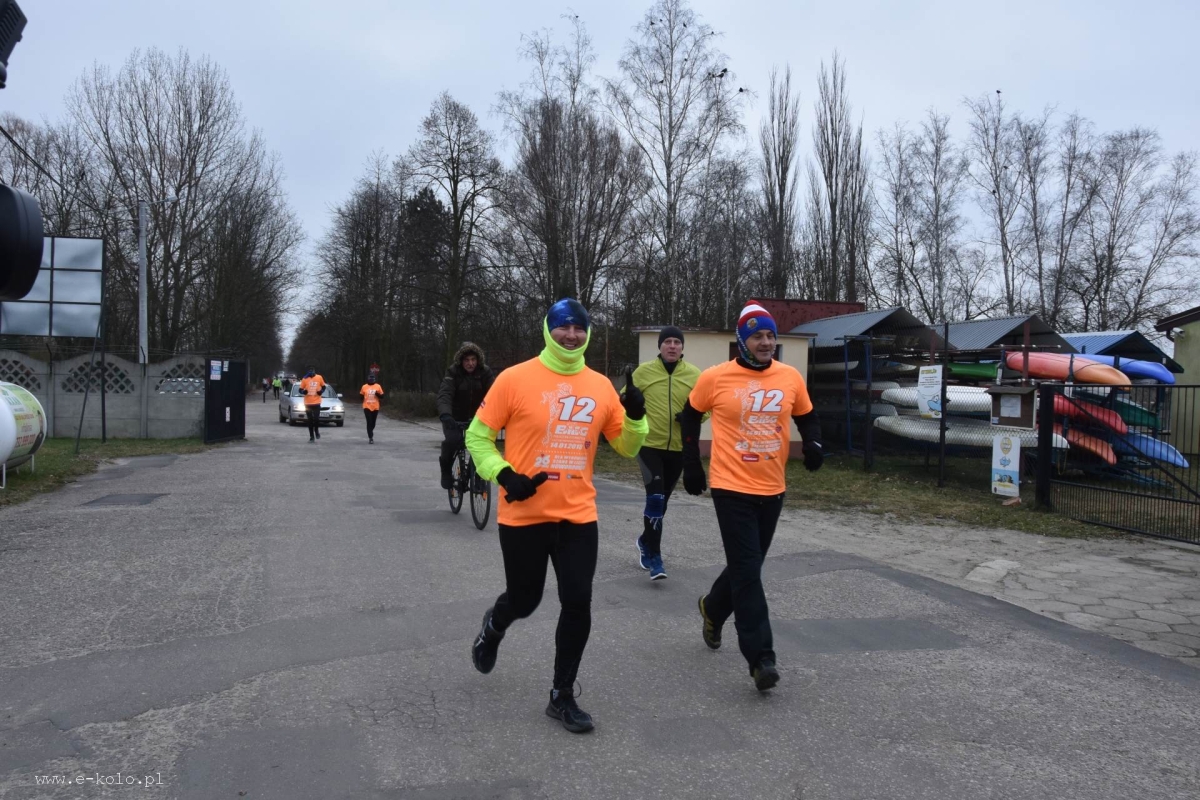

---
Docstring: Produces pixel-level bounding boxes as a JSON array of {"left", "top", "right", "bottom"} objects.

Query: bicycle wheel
[
  {"left": 469, "top": 459, "right": 491, "bottom": 530},
  {"left": 447, "top": 449, "right": 464, "bottom": 514}
]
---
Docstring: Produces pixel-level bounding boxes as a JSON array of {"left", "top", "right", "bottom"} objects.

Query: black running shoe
[
  {"left": 441, "top": 473, "right": 453, "bottom": 490},
  {"left": 753, "top": 659, "right": 780, "bottom": 692},
  {"left": 698, "top": 595, "right": 722, "bottom": 650},
  {"left": 471, "top": 608, "right": 503, "bottom": 674},
  {"left": 545, "top": 688, "right": 594, "bottom": 733}
]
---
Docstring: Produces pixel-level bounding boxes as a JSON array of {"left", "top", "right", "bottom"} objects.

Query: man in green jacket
[{"left": 631, "top": 326, "right": 701, "bottom": 580}]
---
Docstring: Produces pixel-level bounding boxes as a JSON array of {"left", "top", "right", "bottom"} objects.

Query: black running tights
[{"left": 490, "top": 520, "right": 599, "bottom": 689}]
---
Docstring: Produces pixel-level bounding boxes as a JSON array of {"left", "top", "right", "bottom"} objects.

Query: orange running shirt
[
  {"left": 476, "top": 357, "right": 627, "bottom": 526},
  {"left": 687, "top": 359, "right": 814, "bottom": 496},
  {"left": 360, "top": 383, "right": 384, "bottom": 411},
  {"left": 299, "top": 375, "right": 326, "bottom": 406}
]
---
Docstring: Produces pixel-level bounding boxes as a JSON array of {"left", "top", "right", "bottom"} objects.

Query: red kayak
[
  {"left": 1005, "top": 352, "right": 1131, "bottom": 388},
  {"left": 1054, "top": 423, "right": 1118, "bottom": 465},
  {"left": 1052, "top": 394, "right": 1128, "bottom": 435}
]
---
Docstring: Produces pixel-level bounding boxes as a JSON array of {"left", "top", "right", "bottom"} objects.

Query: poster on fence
[
  {"left": 991, "top": 434, "right": 1020, "bottom": 497},
  {"left": 917, "top": 366, "right": 943, "bottom": 418}
]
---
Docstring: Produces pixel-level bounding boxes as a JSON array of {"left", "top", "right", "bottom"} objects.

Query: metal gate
[
  {"left": 1035, "top": 383, "right": 1199, "bottom": 542},
  {"left": 204, "top": 357, "right": 246, "bottom": 444}
]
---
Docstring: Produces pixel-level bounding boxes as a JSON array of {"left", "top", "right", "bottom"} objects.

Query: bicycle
[{"left": 447, "top": 421, "right": 491, "bottom": 530}]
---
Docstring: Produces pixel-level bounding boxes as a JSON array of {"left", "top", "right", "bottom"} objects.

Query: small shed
[
  {"left": 1061, "top": 331, "right": 1183, "bottom": 374},
  {"left": 1156, "top": 306, "right": 1200, "bottom": 456},
  {"left": 941, "top": 314, "right": 1074, "bottom": 354},
  {"left": 796, "top": 307, "right": 944, "bottom": 365}
]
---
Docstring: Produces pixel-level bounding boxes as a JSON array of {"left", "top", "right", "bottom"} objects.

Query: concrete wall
[
  {"left": 0, "top": 351, "right": 205, "bottom": 439},
  {"left": 636, "top": 330, "right": 812, "bottom": 456},
  {"left": 1168, "top": 322, "right": 1199, "bottom": 456}
]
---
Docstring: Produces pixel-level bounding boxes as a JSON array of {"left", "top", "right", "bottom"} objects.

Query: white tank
[{"left": 0, "top": 382, "right": 47, "bottom": 470}]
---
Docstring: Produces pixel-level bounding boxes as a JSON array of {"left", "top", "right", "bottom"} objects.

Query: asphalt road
[{"left": 1, "top": 400, "right": 1198, "bottom": 799}]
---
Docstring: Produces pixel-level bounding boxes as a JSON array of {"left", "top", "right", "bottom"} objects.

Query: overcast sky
[{"left": 4, "top": 0, "right": 1198, "bottom": 348}]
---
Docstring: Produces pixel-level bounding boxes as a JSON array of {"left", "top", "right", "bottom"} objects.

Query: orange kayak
[
  {"left": 1052, "top": 394, "right": 1128, "bottom": 435},
  {"left": 1005, "top": 352, "right": 1131, "bottom": 388},
  {"left": 1054, "top": 423, "right": 1117, "bottom": 465}
]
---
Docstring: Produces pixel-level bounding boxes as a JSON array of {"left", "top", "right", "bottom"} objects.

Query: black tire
[
  {"left": 279, "top": 413, "right": 286, "bottom": 423},
  {"left": 469, "top": 464, "right": 491, "bottom": 530},
  {"left": 447, "top": 451, "right": 464, "bottom": 514}
]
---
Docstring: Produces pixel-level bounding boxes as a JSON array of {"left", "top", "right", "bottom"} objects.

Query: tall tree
[
  {"left": 965, "top": 91, "right": 1024, "bottom": 314},
  {"left": 603, "top": 0, "right": 745, "bottom": 323},
  {"left": 407, "top": 92, "right": 502, "bottom": 365},
  {"left": 496, "top": 19, "right": 645, "bottom": 308},
  {"left": 809, "top": 53, "right": 869, "bottom": 302},
  {"left": 758, "top": 65, "right": 802, "bottom": 298}
]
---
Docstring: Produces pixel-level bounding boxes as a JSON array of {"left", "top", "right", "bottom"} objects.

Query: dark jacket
[{"left": 436, "top": 342, "right": 496, "bottom": 421}]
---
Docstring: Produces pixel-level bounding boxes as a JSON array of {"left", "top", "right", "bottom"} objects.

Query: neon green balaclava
[{"left": 539, "top": 319, "right": 591, "bottom": 375}]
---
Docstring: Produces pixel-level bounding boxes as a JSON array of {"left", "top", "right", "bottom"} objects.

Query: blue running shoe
[
  {"left": 636, "top": 535, "right": 650, "bottom": 570},
  {"left": 649, "top": 555, "right": 667, "bottom": 580}
]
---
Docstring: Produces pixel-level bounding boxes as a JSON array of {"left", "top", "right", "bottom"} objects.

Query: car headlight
[
  {"left": 293, "top": 402, "right": 306, "bottom": 410},
  {"left": 332, "top": 405, "right": 344, "bottom": 413}
]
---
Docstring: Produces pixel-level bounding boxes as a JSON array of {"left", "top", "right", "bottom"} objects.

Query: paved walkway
[{"left": 0, "top": 401, "right": 1197, "bottom": 799}]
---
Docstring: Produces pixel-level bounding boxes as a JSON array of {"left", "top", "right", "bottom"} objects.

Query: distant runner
[
  {"left": 298, "top": 367, "right": 326, "bottom": 444},
  {"left": 360, "top": 374, "right": 384, "bottom": 444}
]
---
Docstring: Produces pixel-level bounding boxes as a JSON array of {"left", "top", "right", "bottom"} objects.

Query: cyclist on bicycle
[{"left": 438, "top": 343, "right": 496, "bottom": 490}]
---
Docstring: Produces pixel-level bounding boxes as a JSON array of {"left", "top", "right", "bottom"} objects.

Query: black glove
[
  {"left": 683, "top": 462, "right": 707, "bottom": 495},
  {"left": 497, "top": 468, "right": 549, "bottom": 503},
  {"left": 802, "top": 441, "right": 824, "bottom": 472},
  {"left": 439, "top": 413, "right": 453, "bottom": 424},
  {"left": 621, "top": 367, "right": 645, "bottom": 420}
]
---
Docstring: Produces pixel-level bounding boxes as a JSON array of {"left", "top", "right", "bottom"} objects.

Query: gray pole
[
  {"left": 138, "top": 200, "right": 149, "bottom": 438},
  {"left": 138, "top": 200, "right": 148, "bottom": 366}
]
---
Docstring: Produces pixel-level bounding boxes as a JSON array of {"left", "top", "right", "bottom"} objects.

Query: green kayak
[
  {"left": 1077, "top": 390, "right": 1160, "bottom": 428},
  {"left": 947, "top": 362, "right": 1001, "bottom": 381}
]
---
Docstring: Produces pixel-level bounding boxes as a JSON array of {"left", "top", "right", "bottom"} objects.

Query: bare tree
[
  {"left": 68, "top": 48, "right": 274, "bottom": 355},
  {"left": 808, "top": 53, "right": 869, "bottom": 302},
  {"left": 1075, "top": 130, "right": 1200, "bottom": 330},
  {"left": 603, "top": 0, "right": 745, "bottom": 322},
  {"left": 910, "top": 109, "right": 969, "bottom": 323},
  {"left": 965, "top": 91, "right": 1024, "bottom": 314},
  {"left": 868, "top": 122, "right": 920, "bottom": 310},
  {"left": 407, "top": 92, "right": 503, "bottom": 365},
  {"left": 758, "top": 65, "right": 801, "bottom": 298},
  {"left": 496, "top": 19, "right": 645, "bottom": 308}
]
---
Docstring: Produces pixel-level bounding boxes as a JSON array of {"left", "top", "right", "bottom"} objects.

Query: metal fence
[{"left": 1035, "top": 383, "right": 1200, "bottom": 543}]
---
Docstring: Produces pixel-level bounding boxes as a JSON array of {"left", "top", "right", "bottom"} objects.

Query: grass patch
[
  {"left": 0, "top": 438, "right": 211, "bottom": 508},
  {"left": 592, "top": 442, "right": 1107, "bottom": 539}
]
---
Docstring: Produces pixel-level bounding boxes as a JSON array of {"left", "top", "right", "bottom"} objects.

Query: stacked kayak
[
  {"left": 881, "top": 385, "right": 992, "bottom": 416},
  {"left": 874, "top": 416, "right": 1067, "bottom": 450},
  {"left": 1004, "top": 352, "right": 1131, "bottom": 388},
  {"left": 1071, "top": 354, "right": 1175, "bottom": 384}
]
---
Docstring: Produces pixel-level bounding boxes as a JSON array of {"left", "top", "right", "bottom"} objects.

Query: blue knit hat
[
  {"left": 547, "top": 298, "right": 590, "bottom": 332},
  {"left": 736, "top": 301, "right": 777, "bottom": 364}
]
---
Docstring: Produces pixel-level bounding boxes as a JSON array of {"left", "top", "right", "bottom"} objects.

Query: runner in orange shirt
[
  {"left": 298, "top": 367, "right": 326, "bottom": 443},
  {"left": 359, "top": 374, "right": 384, "bottom": 444},
  {"left": 465, "top": 298, "right": 648, "bottom": 733},
  {"left": 679, "top": 302, "right": 823, "bottom": 692}
]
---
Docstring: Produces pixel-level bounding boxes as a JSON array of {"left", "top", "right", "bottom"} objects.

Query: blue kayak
[
  {"left": 1074, "top": 354, "right": 1175, "bottom": 384},
  {"left": 1109, "top": 431, "right": 1190, "bottom": 468}
]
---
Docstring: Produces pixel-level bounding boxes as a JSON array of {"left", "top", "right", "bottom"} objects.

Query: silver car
[{"left": 279, "top": 383, "right": 345, "bottom": 426}]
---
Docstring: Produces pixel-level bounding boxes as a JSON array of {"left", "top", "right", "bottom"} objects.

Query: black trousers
[
  {"left": 490, "top": 520, "right": 599, "bottom": 689},
  {"left": 704, "top": 489, "right": 785, "bottom": 672},
  {"left": 364, "top": 408, "right": 378, "bottom": 437},
  {"left": 305, "top": 405, "right": 321, "bottom": 436},
  {"left": 439, "top": 423, "right": 463, "bottom": 477},
  {"left": 636, "top": 447, "right": 685, "bottom": 554},
  {"left": 273, "top": 387, "right": 280, "bottom": 399}
]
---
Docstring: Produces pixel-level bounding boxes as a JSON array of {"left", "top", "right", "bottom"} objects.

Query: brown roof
[{"left": 1156, "top": 305, "right": 1200, "bottom": 332}]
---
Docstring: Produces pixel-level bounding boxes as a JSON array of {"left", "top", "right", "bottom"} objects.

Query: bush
[{"left": 384, "top": 390, "right": 439, "bottom": 419}]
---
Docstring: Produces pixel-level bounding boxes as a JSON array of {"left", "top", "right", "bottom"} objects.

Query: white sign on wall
[{"left": 917, "top": 366, "right": 944, "bottom": 419}]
